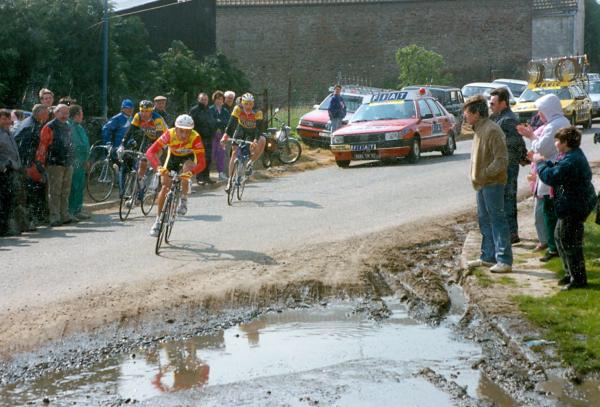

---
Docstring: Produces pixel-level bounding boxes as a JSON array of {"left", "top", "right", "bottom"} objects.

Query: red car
[
  {"left": 330, "top": 91, "right": 457, "bottom": 168},
  {"left": 296, "top": 86, "right": 391, "bottom": 147}
]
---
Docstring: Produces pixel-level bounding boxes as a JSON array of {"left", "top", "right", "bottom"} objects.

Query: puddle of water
[{"left": 2, "top": 298, "right": 507, "bottom": 406}]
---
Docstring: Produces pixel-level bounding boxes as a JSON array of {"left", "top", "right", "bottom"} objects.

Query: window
[
  {"left": 426, "top": 99, "right": 443, "bottom": 117},
  {"left": 418, "top": 99, "right": 433, "bottom": 118}
]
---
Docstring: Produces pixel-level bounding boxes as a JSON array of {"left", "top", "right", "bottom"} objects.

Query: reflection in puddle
[{"left": 1, "top": 299, "right": 518, "bottom": 405}]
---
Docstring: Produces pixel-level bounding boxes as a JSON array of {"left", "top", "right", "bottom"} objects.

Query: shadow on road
[
  {"left": 244, "top": 198, "right": 323, "bottom": 209},
  {"left": 181, "top": 215, "right": 224, "bottom": 222},
  {"left": 156, "top": 240, "right": 277, "bottom": 265}
]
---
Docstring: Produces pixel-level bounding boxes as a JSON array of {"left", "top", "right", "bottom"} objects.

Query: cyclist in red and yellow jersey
[
  {"left": 146, "top": 114, "right": 205, "bottom": 236},
  {"left": 220, "top": 93, "right": 266, "bottom": 192}
]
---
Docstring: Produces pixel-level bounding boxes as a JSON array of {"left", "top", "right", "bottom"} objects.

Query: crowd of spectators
[{"left": 0, "top": 88, "right": 238, "bottom": 237}]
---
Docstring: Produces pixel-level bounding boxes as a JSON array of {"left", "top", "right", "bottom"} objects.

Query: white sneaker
[
  {"left": 245, "top": 161, "right": 254, "bottom": 176},
  {"left": 490, "top": 263, "right": 512, "bottom": 273},
  {"left": 149, "top": 220, "right": 160, "bottom": 237},
  {"left": 467, "top": 259, "right": 494, "bottom": 270},
  {"left": 177, "top": 199, "right": 188, "bottom": 216}
]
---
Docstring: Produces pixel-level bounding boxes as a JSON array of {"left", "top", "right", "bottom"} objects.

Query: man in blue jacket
[
  {"left": 102, "top": 99, "right": 134, "bottom": 146},
  {"left": 328, "top": 84, "right": 346, "bottom": 132}
]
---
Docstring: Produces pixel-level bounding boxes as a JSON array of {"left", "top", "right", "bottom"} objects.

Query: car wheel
[
  {"left": 407, "top": 137, "right": 420, "bottom": 164},
  {"left": 583, "top": 111, "right": 593, "bottom": 129},
  {"left": 336, "top": 160, "right": 350, "bottom": 168},
  {"left": 441, "top": 133, "right": 456, "bottom": 156}
]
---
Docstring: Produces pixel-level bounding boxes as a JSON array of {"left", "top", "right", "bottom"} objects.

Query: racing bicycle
[
  {"left": 118, "top": 149, "right": 160, "bottom": 221},
  {"left": 155, "top": 170, "right": 182, "bottom": 255},
  {"left": 227, "top": 139, "right": 253, "bottom": 206}
]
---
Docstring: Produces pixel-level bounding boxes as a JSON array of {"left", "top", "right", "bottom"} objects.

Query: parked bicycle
[
  {"left": 155, "top": 170, "right": 183, "bottom": 255},
  {"left": 118, "top": 149, "right": 160, "bottom": 221},
  {"left": 87, "top": 143, "right": 118, "bottom": 202},
  {"left": 261, "top": 108, "right": 302, "bottom": 168},
  {"left": 226, "top": 138, "right": 253, "bottom": 206}
]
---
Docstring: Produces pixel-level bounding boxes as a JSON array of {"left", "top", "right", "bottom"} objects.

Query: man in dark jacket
[
  {"left": 28, "top": 104, "right": 75, "bottom": 226},
  {"left": 0, "top": 109, "right": 23, "bottom": 235},
  {"left": 190, "top": 92, "right": 215, "bottom": 185},
  {"left": 328, "top": 84, "right": 346, "bottom": 132},
  {"left": 490, "top": 87, "right": 527, "bottom": 244},
  {"left": 14, "top": 104, "right": 50, "bottom": 226},
  {"left": 153, "top": 95, "right": 174, "bottom": 128},
  {"left": 536, "top": 126, "right": 592, "bottom": 290}
]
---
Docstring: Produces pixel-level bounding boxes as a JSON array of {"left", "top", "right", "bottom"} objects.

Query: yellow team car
[{"left": 513, "top": 81, "right": 593, "bottom": 129}]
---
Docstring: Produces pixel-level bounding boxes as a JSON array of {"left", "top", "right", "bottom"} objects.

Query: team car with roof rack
[{"left": 329, "top": 90, "right": 457, "bottom": 168}]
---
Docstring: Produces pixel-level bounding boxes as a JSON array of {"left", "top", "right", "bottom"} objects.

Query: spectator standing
[
  {"left": 490, "top": 87, "right": 528, "bottom": 244},
  {"left": 224, "top": 91, "right": 236, "bottom": 113},
  {"left": 39, "top": 88, "right": 54, "bottom": 108},
  {"left": 67, "top": 105, "right": 91, "bottom": 220},
  {"left": 28, "top": 104, "right": 75, "bottom": 226},
  {"left": 153, "top": 96, "right": 174, "bottom": 128},
  {"left": 0, "top": 109, "right": 23, "bottom": 236},
  {"left": 517, "top": 94, "right": 570, "bottom": 262},
  {"left": 464, "top": 95, "right": 513, "bottom": 273},
  {"left": 190, "top": 92, "right": 215, "bottom": 185},
  {"left": 328, "top": 84, "right": 346, "bottom": 132},
  {"left": 10, "top": 110, "right": 25, "bottom": 133},
  {"left": 535, "top": 127, "right": 593, "bottom": 290},
  {"left": 13, "top": 104, "right": 50, "bottom": 226},
  {"left": 102, "top": 99, "right": 134, "bottom": 147},
  {"left": 209, "top": 90, "right": 230, "bottom": 181}
]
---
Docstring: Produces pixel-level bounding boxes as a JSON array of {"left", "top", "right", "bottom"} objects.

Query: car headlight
[
  {"left": 385, "top": 132, "right": 400, "bottom": 141},
  {"left": 300, "top": 120, "right": 315, "bottom": 127},
  {"left": 331, "top": 135, "right": 344, "bottom": 144}
]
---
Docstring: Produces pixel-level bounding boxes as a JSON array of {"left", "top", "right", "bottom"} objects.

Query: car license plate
[
  {"left": 351, "top": 144, "right": 377, "bottom": 151},
  {"left": 319, "top": 131, "right": 331, "bottom": 138},
  {"left": 353, "top": 152, "right": 379, "bottom": 160}
]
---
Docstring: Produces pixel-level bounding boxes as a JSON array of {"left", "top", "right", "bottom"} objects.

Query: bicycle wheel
[
  {"left": 227, "top": 162, "right": 238, "bottom": 206},
  {"left": 165, "top": 189, "right": 180, "bottom": 244},
  {"left": 87, "top": 160, "right": 115, "bottom": 202},
  {"left": 237, "top": 160, "right": 246, "bottom": 201},
  {"left": 278, "top": 138, "right": 302, "bottom": 164},
  {"left": 155, "top": 194, "right": 172, "bottom": 255},
  {"left": 141, "top": 175, "right": 159, "bottom": 216},
  {"left": 118, "top": 172, "right": 137, "bottom": 221}
]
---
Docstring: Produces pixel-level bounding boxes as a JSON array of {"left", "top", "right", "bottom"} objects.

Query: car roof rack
[{"left": 527, "top": 54, "right": 589, "bottom": 88}]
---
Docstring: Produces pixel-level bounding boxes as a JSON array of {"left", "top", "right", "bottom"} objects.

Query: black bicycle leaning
[{"left": 155, "top": 170, "right": 182, "bottom": 255}]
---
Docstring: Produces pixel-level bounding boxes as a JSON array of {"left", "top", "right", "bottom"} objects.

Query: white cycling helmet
[
  {"left": 241, "top": 92, "right": 254, "bottom": 105},
  {"left": 175, "top": 114, "right": 194, "bottom": 129}
]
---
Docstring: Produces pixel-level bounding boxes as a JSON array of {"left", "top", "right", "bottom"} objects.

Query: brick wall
[{"left": 216, "top": 0, "right": 532, "bottom": 103}]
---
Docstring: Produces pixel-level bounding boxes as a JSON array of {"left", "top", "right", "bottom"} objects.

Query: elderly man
[
  {"left": 153, "top": 95, "right": 173, "bottom": 127},
  {"left": 224, "top": 90, "right": 236, "bottom": 112},
  {"left": 14, "top": 104, "right": 50, "bottom": 226},
  {"left": 465, "top": 95, "right": 513, "bottom": 274},
  {"left": 0, "top": 109, "right": 23, "bottom": 235},
  {"left": 28, "top": 104, "right": 75, "bottom": 226},
  {"left": 490, "top": 87, "right": 527, "bottom": 244}
]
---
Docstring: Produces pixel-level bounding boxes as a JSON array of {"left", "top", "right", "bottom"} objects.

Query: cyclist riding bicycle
[
  {"left": 119, "top": 100, "right": 168, "bottom": 205},
  {"left": 146, "top": 114, "right": 206, "bottom": 237},
  {"left": 220, "top": 93, "right": 266, "bottom": 192}
]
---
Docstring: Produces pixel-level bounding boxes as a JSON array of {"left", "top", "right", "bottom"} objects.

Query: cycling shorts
[{"left": 165, "top": 154, "right": 194, "bottom": 172}]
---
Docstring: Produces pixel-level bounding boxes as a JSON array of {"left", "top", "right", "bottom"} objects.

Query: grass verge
[{"left": 516, "top": 217, "right": 600, "bottom": 374}]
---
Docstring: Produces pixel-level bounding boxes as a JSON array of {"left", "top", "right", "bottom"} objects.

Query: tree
[
  {"left": 585, "top": 0, "right": 600, "bottom": 72},
  {"left": 395, "top": 45, "right": 453, "bottom": 89}
]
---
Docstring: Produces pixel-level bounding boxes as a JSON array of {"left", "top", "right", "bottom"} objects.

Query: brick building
[{"left": 216, "top": 0, "right": 533, "bottom": 103}]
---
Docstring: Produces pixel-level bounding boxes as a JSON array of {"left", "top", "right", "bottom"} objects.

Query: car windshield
[
  {"left": 588, "top": 82, "right": 600, "bottom": 94},
  {"left": 350, "top": 101, "right": 417, "bottom": 122},
  {"left": 318, "top": 94, "right": 364, "bottom": 113},
  {"left": 462, "top": 86, "right": 493, "bottom": 98},
  {"left": 493, "top": 81, "right": 527, "bottom": 97},
  {"left": 519, "top": 87, "right": 572, "bottom": 102}
]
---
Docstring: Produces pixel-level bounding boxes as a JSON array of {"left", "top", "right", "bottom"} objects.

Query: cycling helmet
[
  {"left": 139, "top": 100, "right": 154, "bottom": 111},
  {"left": 174, "top": 114, "right": 194, "bottom": 129},
  {"left": 241, "top": 93, "right": 254, "bottom": 105},
  {"left": 121, "top": 99, "right": 134, "bottom": 109}
]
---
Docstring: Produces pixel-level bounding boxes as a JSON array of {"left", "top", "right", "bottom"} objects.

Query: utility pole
[{"left": 101, "top": 0, "right": 109, "bottom": 119}]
